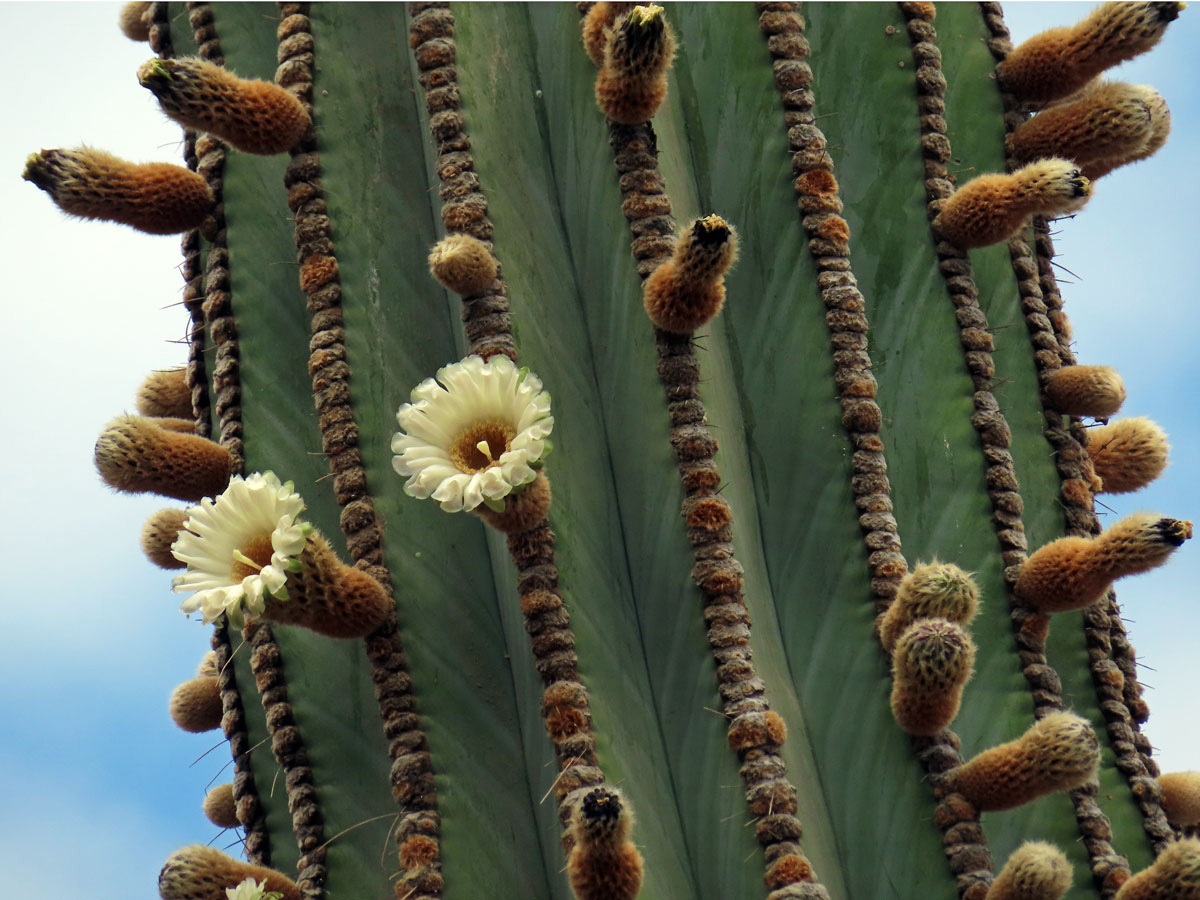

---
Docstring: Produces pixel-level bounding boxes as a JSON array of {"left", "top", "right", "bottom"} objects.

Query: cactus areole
[{"left": 28, "top": 3, "right": 1192, "bottom": 900}]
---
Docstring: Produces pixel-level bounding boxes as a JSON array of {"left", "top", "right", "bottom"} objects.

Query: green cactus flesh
[{"left": 52, "top": 3, "right": 1190, "bottom": 900}]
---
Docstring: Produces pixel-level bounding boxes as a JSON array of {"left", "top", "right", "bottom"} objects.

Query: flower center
[
  {"left": 230, "top": 534, "right": 275, "bottom": 581},
  {"left": 449, "top": 420, "right": 516, "bottom": 473}
]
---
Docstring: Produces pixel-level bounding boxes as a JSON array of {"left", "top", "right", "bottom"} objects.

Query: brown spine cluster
[
  {"left": 934, "top": 159, "right": 1092, "bottom": 250},
  {"left": 642, "top": 215, "right": 739, "bottom": 332},
  {"left": 982, "top": 1, "right": 1175, "bottom": 859},
  {"left": 996, "top": 2, "right": 1183, "bottom": 106},
  {"left": 988, "top": 842, "right": 1074, "bottom": 900},
  {"left": 1007, "top": 83, "right": 1159, "bottom": 169},
  {"left": 890, "top": 619, "right": 976, "bottom": 736},
  {"left": 278, "top": 9, "right": 442, "bottom": 897},
  {"left": 952, "top": 711, "right": 1101, "bottom": 812},
  {"left": 94, "top": 414, "right": 231, "bottom": 502},
  {"left": 260, "top": 530, "right": 393, "bottom": 639},
  {"left": 23, "top": 147, "right": 213, "bottom": 235},
  {"left": 410, "top": 3, "right": 515, "bottom": 361},
  {"left": 1016, "top": 514, "right": 1192, "bottom": 613},
  {"left": 879, "top": 561, "right": 980, "bottom": 653},
  {"left": 566, "top": 788, "right": 645, "bottom": 900},
  {"left": 1115, "top": 839, "right": 1200, "bottom": 900},
  {"left": 1043, "top": 365, "right": 1126, "bottom": 419},
  {"left": 138, "top": 57, "right": 310, "bottom": 156},
  {"left": 594, "top": 5, "right": 676, "bottom": 125},
  {"left": 158, "top": 844, "right": 300, "bottom": 900},
  {"left": 1086, "top": 418, "right": 1170, "bottom": 494}
]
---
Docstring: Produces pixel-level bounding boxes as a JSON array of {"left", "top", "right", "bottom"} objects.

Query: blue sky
[{"left": 0, "top": 4, "right": 1196, "bottom": 898}]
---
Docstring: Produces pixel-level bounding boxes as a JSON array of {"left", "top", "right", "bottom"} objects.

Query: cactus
[{"left": 23, "top": 3, "right": 1198, "bottom": 900}]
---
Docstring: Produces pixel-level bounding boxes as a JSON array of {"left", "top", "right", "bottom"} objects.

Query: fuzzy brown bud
[
  {"left": 988, "top": 842, "right": 1073, "bottom": 900},
  {"left": 202, "top": 784, "right": 239, "bottom": 829},
  {"left": 168, "top": 677, "right": 222, "bottom": 733},
  {"left": 1086, "top": 417, "right": 1170, "bottom": 494},
  {"left": 94, "top": 415, "right": 232, "bottom": 502},
  {"left": 159, "top": 844, "right": 300, "bottom": 900},
  {"left": 1114, "top": 838, "right": 1200, "bottom": 900},
  {"left": 1160, "top": 773, "right": 1200, "bottom": 828},
  {"left": 23, "top": 147, "right": 213, "bottom": 235},
  {"left": 428, "top": 233, "right": 498, "bottom": 296},
  {"left": 566, "top": 787, "right": 644, "bottom": 900},
  {"left": 890, "top": 618, "right": 975, "bottom": 736},
  {"left": 1007, "top": 82, "right": 1159, "bottom": 167},
  {"left": 595, "top": 5, "right": 676, "bottom": 124},
  {"left": 934, "top": 159, "right": 1091, "bottom": 249},
  {"left": 952, "top": 711, "right": 1101, "bottom": 811},
  {"left": 261, "top": 530, "right": 393, "bottom": 639},
  {"left": 138, "top": 57, "right": 310, "bottom": 155},
  {"left": 1016, "top": 513, "right": 1191, "bottom": 613},
  {"left": 997, "top": 2, "right": 1183, "bottom": 105},
  {"left": 879, "top": 561, "right": 980, "bottom": 653},
  {"left": 137, "top": 368, "right": 193, "bottom": 420},
  {"left": 1043, "top": 365, "right": 1126, "bottom": 418},
  {"left": 141, "top": 508, "right": 191, "bottom": 569},
  {"left": 643, "top": 215, "right": 739, "bottom": 333}
]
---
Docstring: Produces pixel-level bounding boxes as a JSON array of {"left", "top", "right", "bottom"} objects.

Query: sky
[{"left": 0, "top": 3, "right": 1196, "bottom": 898}]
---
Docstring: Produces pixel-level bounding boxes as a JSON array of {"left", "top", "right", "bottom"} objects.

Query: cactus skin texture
[
  {"left": 951, "top": 712, "right": 1101, "bottom": 812},
  {"left": 1114, "top": 840, "right": 1200, "bottom": 900},
  {"left": 1086, "top": 418, "right": 1171, "bottom": 494},
  {"left": 22, "top": 147, "right": 212, "bottom": 234},
  {"left": 1043, "top": 365, "right": 1127, "bottom": 419},
  {"left": 158, "top": 845, "right": 300, "bottom": 900},
  {"left": 566, "top": 788, "right": 644, "bottom": 900},
  {"left": 989, "top": 842, "right": 1074, "bottom": 900},
  {"left": 1159, "top": 774, "right": 1200, "bottom": 828},
  {"left": 934, "top": 159, "right": 1092, "bottom": 249},
  {"left": 996, "top": 2, "right": 1183, "bottom": 105},
  {"left": 137, "top": 58, "right": 310, "bottom": 156},
  {"left": 1015, "top": 514, "right": 1192, "bottom": 613}
]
